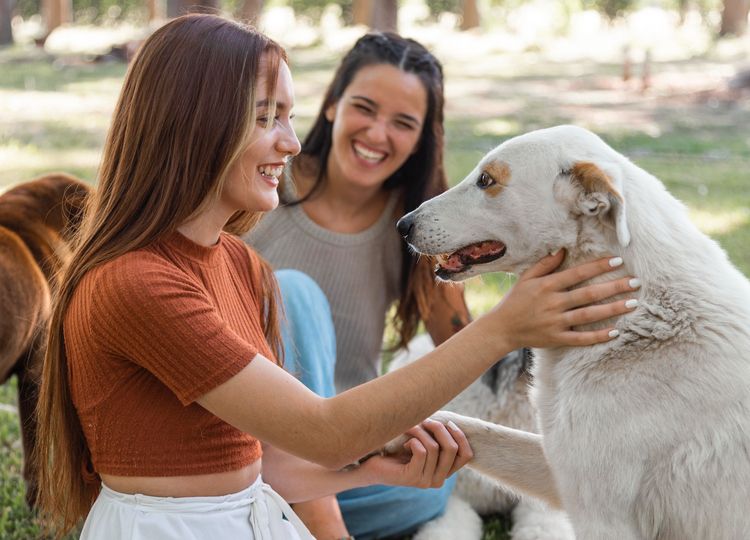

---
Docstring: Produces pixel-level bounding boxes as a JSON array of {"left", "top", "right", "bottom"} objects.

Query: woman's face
[
  {"left": 324, "top": 63, "right": 428, "bottom": 191},
  {"left": 222, "top": 58, "right": 301, "bottom": 215}
]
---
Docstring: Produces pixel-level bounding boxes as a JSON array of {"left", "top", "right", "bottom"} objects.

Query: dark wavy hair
[{"left": 286, "top": 32, "right": 448, "bottom": 349}]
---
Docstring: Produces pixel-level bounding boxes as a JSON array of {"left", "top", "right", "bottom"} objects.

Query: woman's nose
[
  {"left": 366, "top": 118, "right": 388, "bottom": 143},
  {"left": 278, "top": 124, "right": 301, "bottom": 157}
]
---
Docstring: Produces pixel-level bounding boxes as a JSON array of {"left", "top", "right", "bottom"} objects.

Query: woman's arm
[
  {"left": 262, "top": 418, "right": 472, "bottom": 503},
  {"left": 198, "top": 252, "right": 637, "bottom": 469}
]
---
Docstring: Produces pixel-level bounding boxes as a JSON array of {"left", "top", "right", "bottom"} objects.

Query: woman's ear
[{"left": 325, "top": 102, "right": 337, "bottom": 123}]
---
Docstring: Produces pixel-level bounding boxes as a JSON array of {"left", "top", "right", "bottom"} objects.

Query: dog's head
[{"left": 397, "top": 125, "right": 631, "bottom": 280}]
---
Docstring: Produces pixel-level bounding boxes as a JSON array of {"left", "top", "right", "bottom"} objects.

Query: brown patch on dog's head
[
  {"left": 570, "top": 161, "right": 622, "bottom": 202},
  {"left": 481, "top": 161, "right": 511, "bottom": 197}
]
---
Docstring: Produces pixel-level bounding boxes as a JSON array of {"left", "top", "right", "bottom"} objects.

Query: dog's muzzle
[{"left": 396, "top": 212, "right": 415, "bottom": 240}]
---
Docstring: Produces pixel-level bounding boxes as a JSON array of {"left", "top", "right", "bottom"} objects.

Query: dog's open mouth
[{"left": 435, "top": 240, "right": 506, "bottom": 277}]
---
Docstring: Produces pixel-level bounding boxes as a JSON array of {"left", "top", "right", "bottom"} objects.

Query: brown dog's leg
[{"left": 16, "top": 350, "right": 41, "bottom": 508}]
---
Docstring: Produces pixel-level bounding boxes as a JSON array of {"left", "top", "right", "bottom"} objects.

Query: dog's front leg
[{"left": 409, "top": 411, "right": 562, "bottom": 509}]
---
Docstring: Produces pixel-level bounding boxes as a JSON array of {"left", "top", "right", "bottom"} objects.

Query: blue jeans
[{"left": 276, "top": 270, "right": 456, "bottom": 540}]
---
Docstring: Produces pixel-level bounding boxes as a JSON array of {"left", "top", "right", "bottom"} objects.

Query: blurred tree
[
  {"left": 583, "top": 0, "right": 635, "bottom": 21},
  {"left": 42, "top": 0, "right": 71, "bottom": 34},
  {"left": 369, "top": 0, "right": 397, "bottom": 30},
  {"left": 460, "top": 0, "right": 479, "bottom": 29},
  {"left": 146, "top": 0, "right": 158, "bottom": 19},
  {"left": 240, "top": 0, "right": 262, "bottom": 22},
  {"left": 352, "top": 0, "right": 371, "bottom": 25},
  {"left": 166, "top": 0, "right": 218, "bottom": 18},
  {"left": 0, "top": 0, "right": 13, "bottom": 45},
  {"left": 720, "top": 0, "right": 749, "bottom": 35}
]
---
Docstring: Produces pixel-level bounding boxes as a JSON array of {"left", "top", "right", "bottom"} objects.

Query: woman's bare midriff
[{"left": 100, "top": 459, "right": 262, "bottom": 497}]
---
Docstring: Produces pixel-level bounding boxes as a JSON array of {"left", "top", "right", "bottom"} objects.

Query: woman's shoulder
[{"left": 80, "top": 248, "right": 178, "bottom": 300}]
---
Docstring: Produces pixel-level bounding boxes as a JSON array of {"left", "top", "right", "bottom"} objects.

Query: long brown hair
[
  {"left": 33, "top": 14, "right": 286, "bottom": 535},
  {"left": 286, "top": 32, "right": 448, "bottom": 349}
]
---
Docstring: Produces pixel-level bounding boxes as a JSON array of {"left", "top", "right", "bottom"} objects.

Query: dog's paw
[
  {"left": 382, "top": 433, "right": 412, "bottom": 460},
  {"left": 511, "top": 501, "right": 575, "bottom": 540},
  {"left": 511, "top": 526, "right": 575, "bottom": 540},
  {"left": 430, "top": 410, "right": 473, "bottom": 430},
  {"left": 412, "top": 494, "right": 483, "bottom": 540}
]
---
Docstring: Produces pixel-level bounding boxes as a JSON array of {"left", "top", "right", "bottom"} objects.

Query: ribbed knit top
[
  {"left": 65, "top": 231, "right": 272, "bottom": 477},
  {"left": 245, "top": 191, "right": 403, "bottom": 392}
]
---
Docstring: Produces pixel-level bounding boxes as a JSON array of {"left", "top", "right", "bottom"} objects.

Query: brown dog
[{"left": 0, "top": 173, "right": 92, "bottom": 506}]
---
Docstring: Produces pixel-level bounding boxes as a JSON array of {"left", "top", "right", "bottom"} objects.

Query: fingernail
[
  {"left": 447, "top": 421, "right": 459, "bottom": 431},
  {"left": 625, "top": 299, "right": 638, "bottom": 309},
  {"left": 608, "top": 329, "right": 620, "bottom": 338},
  {"left": 609, "top": 257, "right": 623, "bottom": 267},
  {"left": 550, "top": 248, "right": 562, "bottom": 256},
  {"left": 629, "top": 278, "right": 641, "bottom": 289}
]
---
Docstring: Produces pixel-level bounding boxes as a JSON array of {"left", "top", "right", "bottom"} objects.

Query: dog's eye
[{"left": 476, "top": 172, "right": 496, "bottom": 190}]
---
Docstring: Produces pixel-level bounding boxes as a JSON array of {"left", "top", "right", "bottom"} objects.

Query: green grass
[{"left": 1, "top": 29, "right": 749, "bottom": 540}]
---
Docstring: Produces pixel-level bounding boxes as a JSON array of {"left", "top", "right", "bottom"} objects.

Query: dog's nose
[{"left": 396, "top": 214, "right": 414, "bottom": 238}]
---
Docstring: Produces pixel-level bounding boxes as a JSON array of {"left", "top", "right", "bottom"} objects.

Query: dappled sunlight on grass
[
  {"left": 690, "top": 207, "right": 750, "bottom": 236},
  {"left": 473, "top": 118, "right": 521, "bottom": 137}
]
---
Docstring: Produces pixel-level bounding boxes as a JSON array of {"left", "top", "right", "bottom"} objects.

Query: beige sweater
[{"left": 245, "top": 193, "right": 402, "bottom": 392}]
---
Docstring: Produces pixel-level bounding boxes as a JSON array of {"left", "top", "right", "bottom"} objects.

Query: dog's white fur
[
  {"left": 390, "top": 336, "right": 574, "bottom": 540},
  {"left": 398, "top": 126, "right": 750, "bottom": 539}
]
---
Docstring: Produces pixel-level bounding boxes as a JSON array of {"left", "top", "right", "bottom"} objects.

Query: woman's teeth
[
  {"left": 258, "top": 165, "right": 283, "bottom": 178},
  {"left": 353, "top": 142, "right": 386, "bottom": 163}
]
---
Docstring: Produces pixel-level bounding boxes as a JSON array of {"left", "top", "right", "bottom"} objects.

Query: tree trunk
[
  {"left": 146, "top": 0, "right": 159, "bottom": 21},
  {"left": 370, "top": 0, "right": 397, "bottom": 32},
  {"left": 42, "top": 0, "right": 72, "bottom": 35},
  {"left": 167, "top": 0, "right": 219, "bottom": 18},
  {"left": 352, "top": 0, "right": 372, "bottom": 26},
  {"left": 240, "top": 0, "right": 263, "bottom": 23},
  {"left": 0, "top": 0, "right": 13, "bottom": 46},
  {"left": 460, "top": 0, "right": 480, "bottom": 30},
  {"left": 720, "top": 0, "right": 749, "bottom": 36}
]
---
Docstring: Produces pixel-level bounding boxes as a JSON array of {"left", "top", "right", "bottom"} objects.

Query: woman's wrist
[{"left": 468, "top": 311, "right": 517, "bottom": 363}]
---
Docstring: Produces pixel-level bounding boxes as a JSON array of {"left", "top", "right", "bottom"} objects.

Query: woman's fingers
[
  {"left": 403, "top": 438, "right": 427, "bottom": 482},
  {"left": 562, "top": 299, "right": 638, "bottom": 328},
  {"left": 404, "top": 425, "right": 439, "bottom": 483},
  {"left": 519, "top": 249, "right": 566, "bottom": 280},
  {"left": 420, "top": 420, "right": 458, "bottom": 484},
  {"left": 559, "top": 276, "right": 640, "bottom": 310},
  {"left": 550, "top": 256, "right": 624, "bottom": 290},
  {"left": 444, "top": 420, "right": 473, "bottom": 476},
  {"left": 559, "top": 328, "right": 622, "bottom": 346}
]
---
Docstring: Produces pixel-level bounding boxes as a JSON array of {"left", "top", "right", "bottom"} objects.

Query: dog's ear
[{"left": 570, "top": 161, "right": 631, "bottom": 247}]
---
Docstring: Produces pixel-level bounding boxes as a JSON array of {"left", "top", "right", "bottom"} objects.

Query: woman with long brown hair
[{"left": 34, "top": 14, "right": 638, "bottom": 540}]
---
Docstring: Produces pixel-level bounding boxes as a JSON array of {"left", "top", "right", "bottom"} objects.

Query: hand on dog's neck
[{"left": 554, "top": 229, "right": 635, "bottom": 333}]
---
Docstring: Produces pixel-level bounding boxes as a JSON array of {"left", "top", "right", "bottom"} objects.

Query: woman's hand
[
  {"left": 490, "top": 250, "right": 639, "bottom": 349},
  {"left": 358, "top": 419, "right": 472, "bottom": 489}
]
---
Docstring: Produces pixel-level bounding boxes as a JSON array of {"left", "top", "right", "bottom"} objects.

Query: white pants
[{"left": 81, "top": 475, "right": 315, "bottom": 540}]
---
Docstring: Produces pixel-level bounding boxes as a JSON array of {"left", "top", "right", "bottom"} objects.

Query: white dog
[
  {"left": 395, "top": 126, "right": 750, "bottom": 540},
  {"left": 390, "top": 339, "right": 574, "bottom": 540}
]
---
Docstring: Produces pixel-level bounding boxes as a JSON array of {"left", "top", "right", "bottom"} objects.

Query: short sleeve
[{"left": 90, "top": 256, "right": 258, "bottom": 405}]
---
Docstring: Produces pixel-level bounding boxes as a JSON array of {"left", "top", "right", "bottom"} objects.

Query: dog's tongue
[
  {"left": 441, "top": 241, "right": 506, "bottom": 271},
  {"left": 456, "top": 241, "right": 504, "bottom": 261}
]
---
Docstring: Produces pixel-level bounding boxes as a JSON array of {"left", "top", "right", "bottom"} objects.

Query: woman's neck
[
  {"left": 294, "top": 163, "right": 392, "bottom": 234},
  {"left": 177, "top": 208, "right": 229, "bottom": 247}
]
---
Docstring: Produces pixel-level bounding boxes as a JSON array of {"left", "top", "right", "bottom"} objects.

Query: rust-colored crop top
[{"left": 65, "top": 231, "right": 274, "bottom": 477}]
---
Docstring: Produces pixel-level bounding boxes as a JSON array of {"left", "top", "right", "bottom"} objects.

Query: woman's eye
[
  {"left": 354, "top": 103, "right": 374, "bottom": 115},
  {"left": 476, "top": 172, "right": 495, "bottom": 189},
  {"left": 395, "top": 120, "right": 415, "bottom": 130}
]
